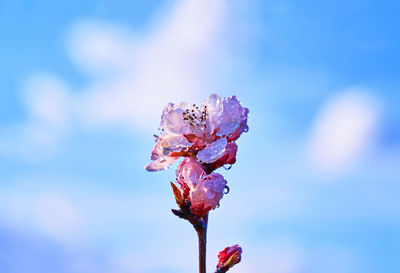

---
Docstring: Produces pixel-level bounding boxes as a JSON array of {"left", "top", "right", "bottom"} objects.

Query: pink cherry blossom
[
  {"left": 177, "top": 158, "right": 227, "bottom": 217},
  {"left": 217, "top": 244, "right": 242, "bottom": 270},
  {"left": 145, "top": 94, "right": 248, "bottom": 172}
]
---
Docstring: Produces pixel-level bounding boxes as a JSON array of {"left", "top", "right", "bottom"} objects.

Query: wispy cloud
[
  {"left": 0, "top": 74, "right": 71, "bottom": 159},
  {"left": 0, "top": 0, "right": 229, "bottom": 159},
  {"left": 0, "top": 190, "right": 84, "bottom": 245},
  {"left": 306, "top": 88, "right": 381, "bottom": 174},
  {"left": 69, "top": 0, "right": 227, "bottom": 130},
  {"left": 71, "top": 0, "right": 227, "bottom": 130}
]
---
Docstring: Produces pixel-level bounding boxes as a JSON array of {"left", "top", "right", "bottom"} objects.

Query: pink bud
[
  {"left": 217, "top": 245, "right": 242, "bottom": 270},
  {"left": 177, "top": 158, "right": 227, "bottom": 217}
]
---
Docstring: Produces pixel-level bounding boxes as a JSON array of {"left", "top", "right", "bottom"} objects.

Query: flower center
[{"left": 182, "top": 104, "right": 209, "bottom": 136}]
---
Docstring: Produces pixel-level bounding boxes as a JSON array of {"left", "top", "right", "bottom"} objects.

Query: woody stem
[
  {"left": 196, "top": 214, "right": 208, "bottom": 273},
  {"left": 171, "top": 206, "right": 209, "bottom": 273}
]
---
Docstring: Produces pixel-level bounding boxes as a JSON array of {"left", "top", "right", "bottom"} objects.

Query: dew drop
[
  {"left": 224, "top": 185, "right": 230, "bottom": 194},
  {"left": 223, "top": 164, "right": 232, "bottom": 170}
]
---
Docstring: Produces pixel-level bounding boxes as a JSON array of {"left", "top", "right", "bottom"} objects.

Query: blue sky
[{"left": 0, "top": 1, "right": 399, "bottom": 273}]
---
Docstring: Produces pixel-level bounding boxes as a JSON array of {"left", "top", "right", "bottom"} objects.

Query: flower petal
[
  {"left": 216, "top": 96, "right": 249, "bottom": 137},
  {"left": 196, "top": 138, "right": 227, "bottom": 164},
  {"left": 176, "top": 157, "right": 205, "bottom": 189},
  {"left": 160, "top": 133, "right": 191, "bottom": 155},
  {"left": 190, "top": 172, "right": 227, "bottom": 216},
  {"left": 202, "top": 94, "right": 223, "bottom": 134},
  {"left": 205, "top": 142, "right": 238, "bottom": 171},
  {"left": 145, "top": 134, "right": 190, "bottom": 172},
  {"left": 145, "top": 156, "right": 178, "bottom": 171},
  {"left": 160, "top": 102, "right": 192, "bottom": 134}
]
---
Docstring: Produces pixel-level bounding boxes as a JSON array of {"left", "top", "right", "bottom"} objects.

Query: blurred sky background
[{"left": 0, "top": 0, "right": 400, "bottom": 272}]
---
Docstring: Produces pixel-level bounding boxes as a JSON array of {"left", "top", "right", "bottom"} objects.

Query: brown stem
[
  {"left": 172, "top": 202, "right": 209, "bottom": 273},
  {"left": 197, "top": 214, "right": 208, "bottom": 273}
]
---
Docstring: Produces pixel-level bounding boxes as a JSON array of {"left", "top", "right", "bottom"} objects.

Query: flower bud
[
  {"left": 217, "top": 245, "right": 242, "bottom": 271},
  {"left": 189, "top": 172, "right": 227, "bottom": 217},
  {"left": 177, "top": 158, "right": 227, "bottom": 217}
]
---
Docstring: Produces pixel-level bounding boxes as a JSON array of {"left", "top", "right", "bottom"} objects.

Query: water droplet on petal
[
  {"left": 223, "top": 164, "right": 232, "bottom": 170},
  {"left": 224, "top": 185, "right": 230, "bottom": 194}
]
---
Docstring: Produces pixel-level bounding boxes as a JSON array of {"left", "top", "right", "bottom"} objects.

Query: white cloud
[
  {"left": 0, "top": 74, "right": 71, "bottom": 159},
  {"left": 23, "top": 74, "right": 71, "bottom": 130},
  {"left": 0, "top": 0, "right": 229, "bottom": 158},
  {"left": 307, "top": 88, "right": 381, "bottom": 173},
  {"left": 1, "top": 191, "right": 84, "bottom": 244},
  {"left": 67, "top": 21, "right": 136, "bottom": 75},
  {"left": 70, "top": 0, "right": 227, "bottom": 131}
]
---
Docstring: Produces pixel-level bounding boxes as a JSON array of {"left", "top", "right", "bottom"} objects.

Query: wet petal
[
  {"left": 190, "top": 172, "right": 227, "bottom": 216},
  {"left": 160, "top": 102, "right": 192, "bottom": 134},
  {"left": 176, "top": 157, "right": 205, "bottom": 189},
  {"left": 196, "top": 138, "right": 227, "bottom": 163},
  {"left": 145, "top": 156, "right": 178, "bottom": 171},
  {"left": 216, "top": 96, "right": 249, "bottom": 137},
  {"left": 145, "top": 134, "right": 190, "bottom": 172},
  {"left": 205, "top": 142, "right": 238, "bottom": 171},
  {"left": 161, "top": 133, "right": 191, "bottom": 154},
  {"left": 202, "top": 94, "right": 223, "bottom": 133}
]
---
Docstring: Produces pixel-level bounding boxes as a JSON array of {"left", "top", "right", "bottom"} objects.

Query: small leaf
[{"left": 171, "top": 182, "right": 184, "bottom": 206}]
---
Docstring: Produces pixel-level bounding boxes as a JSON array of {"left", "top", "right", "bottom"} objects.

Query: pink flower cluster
[{"left": 146, "top": 94, "right": 248, "bottom": 217}]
